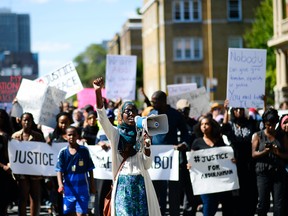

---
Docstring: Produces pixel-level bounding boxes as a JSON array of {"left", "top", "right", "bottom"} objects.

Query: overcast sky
[{"left": 0, "top": 0, "right": 141, "bottom": 77}]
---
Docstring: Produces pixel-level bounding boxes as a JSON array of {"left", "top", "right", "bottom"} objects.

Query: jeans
[{"left": 256, "top": 170, "right": 285, "bottom": 216}]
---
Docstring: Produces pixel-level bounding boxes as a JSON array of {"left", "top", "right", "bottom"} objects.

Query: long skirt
[{"left": 115, "top": 174, "right": 148, "bottom": 216}]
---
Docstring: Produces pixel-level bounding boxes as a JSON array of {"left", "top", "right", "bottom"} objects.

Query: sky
[{"left": 0, "top": 0, "right": 141, "bottom": 77}]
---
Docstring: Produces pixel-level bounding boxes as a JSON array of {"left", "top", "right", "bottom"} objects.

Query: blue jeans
[{"left": 200, "top": 193, "right": 220, "bottom": 216}]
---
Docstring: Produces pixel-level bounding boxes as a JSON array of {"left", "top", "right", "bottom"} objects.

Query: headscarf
[
  {"left": 280, "top": 115, "right": 288, "bottom": 130},
  {"left": 117, "top": 101, "right": 137, "bottom": 154}
]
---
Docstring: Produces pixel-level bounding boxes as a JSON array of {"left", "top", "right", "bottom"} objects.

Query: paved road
[{"left": 7, "top": 205, "right": 273, "bottom": 216}]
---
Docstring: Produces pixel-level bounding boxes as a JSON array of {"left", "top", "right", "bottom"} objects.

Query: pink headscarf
[{"left": 280, "top": 115, "right": 288, "bottom": 130}]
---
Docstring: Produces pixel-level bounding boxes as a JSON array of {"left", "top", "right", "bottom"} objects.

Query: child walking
[{"left": 56, "top": 126, "right": 96, "bottom": 216}]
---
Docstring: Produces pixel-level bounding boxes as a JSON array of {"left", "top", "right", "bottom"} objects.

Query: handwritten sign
[
  {"left": 226, "top": 48, "right": 266, "bottom": 108},
  {"left": 8, "top": 140, "right": 67, "bottom": 176},
  {"left": 0, "top": 76, "right": 22, "bottom": 103},
  {"left": 35, "top": 62, "right": 83, "bottom": 98},
  {"left": 187, "top": 146, "right": 239, "bottom": 195},
  {"left": 105, "top": 55, "right": 137, "bottom": 100},
  {"left": 167, "top": 83, "right": 197, "bottom": 96},
  {"left": 167, "top": 87, "right": 210, "bottom": 118},
  {"left": 14, "top": 79, "right": 66, "bottom": 128}
]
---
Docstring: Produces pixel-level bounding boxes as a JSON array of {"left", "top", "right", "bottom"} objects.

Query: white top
[{"left": 97, "top": 107, "right": 161, "bottom": 216}]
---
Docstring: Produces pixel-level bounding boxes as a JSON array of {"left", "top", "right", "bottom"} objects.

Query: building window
[
  {"left": 227, "top": 0, "right": 242, "bottom": 21},
  {"left": 228, "top": 36, "right": 243, "bottom": 48},
  {"left": 174, "top": 37, "right": 203, "bottom": 61},
  {"left": 173, "top": 0, "right": 202, "bottom": 22},
  {"left": 174, "top": 74, "right": 204, "bottom": 87}
]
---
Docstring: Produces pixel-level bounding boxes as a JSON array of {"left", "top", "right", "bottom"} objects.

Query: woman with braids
[
  {"left": 252, "top": 108, "right": 288, "bottom": 216},
  {"left": 93, "top": 77, "right": 161, "bottom": 216},
  {"left": 11, "top": 112, "right": 45, "bottom": 216}
]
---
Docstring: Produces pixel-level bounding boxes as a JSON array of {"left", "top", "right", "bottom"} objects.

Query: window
[
  {"left": 174, "top": 37, "right": 203, "bottom": 61},
  {"left": 227, "top": 0, "right": 242, "bottom": 21},
  {"left": 174, "top": 74, "right": 204, "bottom": 87},
  {"left": 173, "top": 0, "right": 202, "bottom": 22},
  {"left": 228, "top": 36, "right": 243, "bottom": 48}
]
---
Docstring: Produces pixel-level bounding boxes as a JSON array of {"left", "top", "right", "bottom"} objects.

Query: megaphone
[{"left": 135, "top": 114, "right": 169, "bottom": 136}]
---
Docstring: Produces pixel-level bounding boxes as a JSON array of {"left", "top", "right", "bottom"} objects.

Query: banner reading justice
[{"left": 9, "top": 141, "right": 179, "bottom": 181}]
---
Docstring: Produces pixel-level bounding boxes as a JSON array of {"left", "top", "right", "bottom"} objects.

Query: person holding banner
[
  {"left": 191, "top": 115, "right": 234, "bottom": 216},
  {"left": 56, "top": 126, "right": 96, "bottom": 216},
  {"left": 0, "top": 109, "right": 17, "bottom": 215},
  {"left": 252, "top": 108, "right": 287, "bottom": 216},
  {"left": 46, "top": 111, "right": 73, "bottom": 216},
  {"left": 93, "top": 77, "right": 161, "bottom": 216},
  {"left": 149, "top": 90, "right": 189, "bottom": 216},
  {"left": 11, "top": 112, "right": 46, "bottom": 216}
]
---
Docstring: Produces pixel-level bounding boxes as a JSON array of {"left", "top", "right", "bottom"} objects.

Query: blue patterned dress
[{"left": 115, "top": 174, "right": 148, "bottom": 216}]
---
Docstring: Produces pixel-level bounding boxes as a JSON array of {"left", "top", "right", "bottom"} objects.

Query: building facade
[
  {"left": 267, "top": 0, "right": 288, "bottom": 108},
  {"left": 141, "top": 0, "right": 262, "bottom": 100}
]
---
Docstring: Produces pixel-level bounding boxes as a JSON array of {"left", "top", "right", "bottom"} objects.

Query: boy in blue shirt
[{"left": 56, "top": 126, "right": 96, "bottom": 216}]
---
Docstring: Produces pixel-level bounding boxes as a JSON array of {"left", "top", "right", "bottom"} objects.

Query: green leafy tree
[
  {"left": 74, "top": 44, "right": 107, "bottom": 87},
  {"left": 244, "top": 0, "right": 275, "bottom": 105}
]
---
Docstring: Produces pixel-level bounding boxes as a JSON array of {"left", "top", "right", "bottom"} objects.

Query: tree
[
  {"left": 244, "top": 0, "right": 275, "bottom": 105},
  {"left": 73, "top": 44, "right": 107, "bottom": 87}
]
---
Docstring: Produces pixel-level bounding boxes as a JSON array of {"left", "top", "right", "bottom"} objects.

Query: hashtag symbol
[{"left": 194, "top": 156, "right": 200, "bottom": 163}]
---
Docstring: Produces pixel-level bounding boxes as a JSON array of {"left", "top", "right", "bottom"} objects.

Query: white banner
[
  {"left": 105, "top": 55, "right": 137, "bottom": 100},
  {"left": 187, "top": 146, "right": 239, "bottom": 195},
  {"left": 8, "top": 140, "right": 67, "bottom": 176},
  {"left": 8, "top": 142, "right": 179, "bottom": 181},
  {"left": 35, "top": 61, "right": 83, "bottom": 98},
  {"left": 89, "top": 145, "right": 179, "bottom": 181},
  {"left": 226, "top": 48, "right": 266, "bottom": 108},
  {"left": 167, "top": 83, "right": 197, "bottom": 96}
]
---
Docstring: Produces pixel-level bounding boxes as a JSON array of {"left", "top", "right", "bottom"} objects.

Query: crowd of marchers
[{"left": 1, "top": 78, "right": 288, "bottom": 216}]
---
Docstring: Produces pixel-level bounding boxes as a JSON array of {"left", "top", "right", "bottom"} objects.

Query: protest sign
[
  {"left": 226, "top": 48, "right": 266, "bottom": 108},
  {"left": 77, "top": 88, "right": 106, "bottom": 109},
  {"left": 105, "top": 55, "right": 137, "bottom": 100},
  {"left": 167, "top": 83, "right": 197, "bottom": 96},
  {"left": 14, "top": 79, "right": 66, "bottom": 128},
  {"left": 8, "top": 140, "right": 67, "bottom": 176},
  {"left": 0, "top": 75, "right": 22, "bottom": 103},
  {"left": 88, "top": 145, "right": 179, "bottom": 181},
  {"left": 35, "top": 61, "right": 83, "bottom": 98},
  {"left": 167, "top": 87, "right": 210, "bottom": 118},
  {"left": 187, "top": 146, "right": 239, "bottom": 195}
]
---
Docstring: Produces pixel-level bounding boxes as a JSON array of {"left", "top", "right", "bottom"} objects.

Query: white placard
[
  {"left": 89, "top": 145, "right": 179, "bottom": 181},
  {"left": 167, "top": 83, "right": 197, "bottom": 96},
  {"left": 167, "top": 87, "right": 210, "bottom": 118},
  {"left": 226, "top": 48, "right": 266, "bottom": 108},
  {"left": 8, "top": 140, "right": 67, "bottom": 176},
  {"left": 35, "top": 61, "right": 83, "bottom": 98},
  {"left": 105, "top": 55, "right": 137, "bottom": 100},
  {"left": 187, "top": 146, "right": 239, "bottom": 195},
  {"left": 14, "top": 79, "right": 66, "bottom": 128}
]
